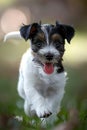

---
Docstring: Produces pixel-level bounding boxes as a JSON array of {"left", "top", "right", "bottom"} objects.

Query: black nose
[{"left": 45, "top": 53, "right": 54, "bottom": 61}]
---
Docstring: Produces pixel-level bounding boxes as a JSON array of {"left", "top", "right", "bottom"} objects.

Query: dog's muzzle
[
  {"left": 34, "top": 51, "right": 61, "bottom": 75},
  {"left": 44, "top": 53, "right": 54, "bottom": 61}
]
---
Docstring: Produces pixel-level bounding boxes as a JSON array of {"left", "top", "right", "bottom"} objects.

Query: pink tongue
[{"left": 43, "top": 63, "right": 54, "bottom": 74}]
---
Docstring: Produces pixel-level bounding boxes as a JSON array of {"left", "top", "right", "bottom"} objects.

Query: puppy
[{"left": 4, "top": 21, "right": 75, "bottom": 125}]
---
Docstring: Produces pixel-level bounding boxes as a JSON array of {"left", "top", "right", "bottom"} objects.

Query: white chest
[
  {"left": 21, "top": 50, "right": 67, "bottom": 97},
  {"left": 30, "top": 65, "right": 67, "bottom": 97}
]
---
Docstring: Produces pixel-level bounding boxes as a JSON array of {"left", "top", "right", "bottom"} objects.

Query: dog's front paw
[
  {"left": 40, "top": 111, "right": 52, "bottom": 118},
  {"left": 36, "top": 107, "right": 52, "bottom": 118}
]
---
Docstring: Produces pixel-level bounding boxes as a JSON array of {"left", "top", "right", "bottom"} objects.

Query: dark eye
[{"left": 36, "top": 42, "right": 42, "bottom": 47}]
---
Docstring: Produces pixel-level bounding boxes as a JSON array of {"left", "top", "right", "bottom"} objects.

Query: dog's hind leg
[
  {"left": 24, "top": 100, "right": 36, "bottom": 117},
  {"left": 17, "top": 70, "right": 25, "bottom": 99}
]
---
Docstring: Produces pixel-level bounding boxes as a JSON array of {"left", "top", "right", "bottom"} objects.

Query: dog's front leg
[
  {"left": 34, "top": 95, "right": 52, "bottom": 118},
  {"left": 25, "top": 87, "right": 52, "bottom": 118}
]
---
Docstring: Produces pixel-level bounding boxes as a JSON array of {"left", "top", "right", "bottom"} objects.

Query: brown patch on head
[
  {"left": 36, "top": 32, "right": 45, "bottom": 41},
  {"left": 51, "top": 34, "right": 63, "bottom": 42}
]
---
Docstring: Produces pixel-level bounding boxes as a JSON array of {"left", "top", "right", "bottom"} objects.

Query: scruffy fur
[{"left": 4, "top": 21, "right": 75, "bottom": 125}]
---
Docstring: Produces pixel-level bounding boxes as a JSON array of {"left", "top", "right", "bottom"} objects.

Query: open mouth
[{"left": 43, "top": 62, "right": 54, "bottom": 75}]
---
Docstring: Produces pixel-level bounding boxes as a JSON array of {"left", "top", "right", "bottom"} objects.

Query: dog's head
[{"left": 20, "top": 21, "right": 75, "bottom": 74}]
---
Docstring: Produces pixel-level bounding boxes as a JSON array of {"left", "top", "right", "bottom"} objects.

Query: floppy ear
[
  {"left": 56, "top": 21, "right": 75, "bottom": 43},
  {"left": 20, "top": 23, "right": 39, "bottom": 41}
]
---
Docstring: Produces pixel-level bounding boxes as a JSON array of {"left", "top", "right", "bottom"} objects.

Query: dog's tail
[{"left": 4, "top": 31, "right": 22, "bottom": 42}]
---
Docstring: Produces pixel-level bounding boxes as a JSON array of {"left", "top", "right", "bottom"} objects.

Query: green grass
[
  {"left": 0, "top": 32, "right": 87, "bottom": 129},
  {"left": 0, "top": 65, "right": 87, "bottom": 130}
]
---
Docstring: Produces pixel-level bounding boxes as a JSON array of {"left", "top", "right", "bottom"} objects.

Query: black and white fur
[{"left": 4, "top": 21, "right": 75, "bottom": 125}]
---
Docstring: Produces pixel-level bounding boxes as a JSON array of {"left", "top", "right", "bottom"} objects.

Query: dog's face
[{"left": 20, "top": 22, "right": 75, "bottom": 74}]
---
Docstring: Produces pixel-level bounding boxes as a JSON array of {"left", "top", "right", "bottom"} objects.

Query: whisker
[{"left": 33, "top": 63, "right": 41, "bottom": 68}]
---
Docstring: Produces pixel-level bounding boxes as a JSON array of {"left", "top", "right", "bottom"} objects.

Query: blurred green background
[{"left": 0, "top": 0, "right": 87, "bottom": 130}]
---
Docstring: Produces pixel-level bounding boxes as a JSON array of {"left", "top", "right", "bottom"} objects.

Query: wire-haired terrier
[{"left": 4, "top": 21, "right": 75, "bottom": 125}]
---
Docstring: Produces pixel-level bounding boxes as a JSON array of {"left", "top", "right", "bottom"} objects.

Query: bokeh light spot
[{"left": 1, "top": 8, "right": 28, "bottom": 33}]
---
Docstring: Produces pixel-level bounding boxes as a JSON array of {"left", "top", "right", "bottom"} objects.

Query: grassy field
[{"left": 0, "top": 32, "right": 87, "bottom": 130}]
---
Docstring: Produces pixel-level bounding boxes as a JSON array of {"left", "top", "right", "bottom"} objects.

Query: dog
[{"left": 4, "top": 21, "right": 75, "bottom": 125}]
